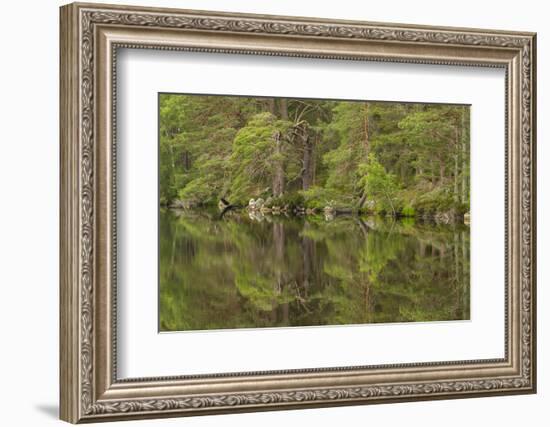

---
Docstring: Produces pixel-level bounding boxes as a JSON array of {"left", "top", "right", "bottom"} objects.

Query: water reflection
[{"left": 159, "top": 209, "right": 470, "bottom": 332}]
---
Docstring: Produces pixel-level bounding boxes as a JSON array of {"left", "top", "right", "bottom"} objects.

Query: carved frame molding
[{"left": 60, "top": 2, "right": 536, "bottom": 423}]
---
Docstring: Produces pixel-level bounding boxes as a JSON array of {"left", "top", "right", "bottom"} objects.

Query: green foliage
[
  {"left": 401, "top": 205, "right": 416, "bottom": 217},
  {"left": 159, "top": 94, "right": 470, "bottom": 217},
  {"left": 271, "top": 193, "right": 305, "bottom": 208},
  {"left": 358, "top": 154, "right": 400, "bottom": 215},
  {"left": 300, "top": 186, "right": 340, "bottom": 209},
  {"left": 413, "top": 187, "right": 455, "bottom": 214},
  {"left": 321, "top": 102, "right": 369, "bottom": 203},
  {"left": 228, "top": 112, "right": 291, "bottom": 204}
]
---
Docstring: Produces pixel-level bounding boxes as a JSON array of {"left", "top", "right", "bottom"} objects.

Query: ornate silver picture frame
[{"left": 60, "top": 2, "right": 536, "bottom": 423}]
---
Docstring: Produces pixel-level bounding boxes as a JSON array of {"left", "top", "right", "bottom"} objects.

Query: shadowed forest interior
[{"left": 159, "top": 94, "right": 470, "bottom": 332}]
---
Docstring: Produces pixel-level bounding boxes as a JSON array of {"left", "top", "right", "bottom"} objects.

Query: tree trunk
[
  {"left": 267, "top": 98, "right": 277, "bottom": 115},
  {"left": 419, "top": 241, "right": 426, "bottom": 257},
  {"left": 301, "top": 223, "right": 314, "bottom": 298},
  {"left": 282, "top": 302, "right": 289, "bottom": 324},
  {"left": 454, "top": 231, "right": 461, "bottom": 315},
  {"left": 461, "top": 230, "right": 469, "bottom": 315},
  {"left": 272, "top": 131, "right": 285, "bottom": 197},
  {"left": 363, "top": 279, "right": 371, "bottom": 320},
  {"left": 355, "top": 217, "right": 369, "bottom": 238},
  {"left": 279, "top": 98, "right": 289, "bottom": 120},
  {"left": 183, "top": 150, "right": 191, "bottom": 171},
  {"left": 273, "top": 221, "right": 285, "bottom": 269},
  {"left": 312, "top": 136, "right": 317, "bottom": 186},
  {"left": 272, "top": 222, "right": 285, "bottom": 323},
  {"left": 291, "top": 122, "right": 314, "bottom": 191},
  {"left": 453, "top": 126, "right": 460, "bottom": 202},
  {"left": 167, "top": 136, "right": 176, "bottom": 170},
  {"left": 301, "top": 127, "right": 314, "bottom": 190},
  {"left": 357, "top": 191, "right": 368, "bottom": 209},
  {"left": 461, "top": 107, "right": 469, "bottom": 204},
  {"left": 363, "top": 103, "right": 370, "bottom": 160}
]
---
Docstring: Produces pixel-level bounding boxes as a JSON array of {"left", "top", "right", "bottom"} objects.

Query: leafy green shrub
[
  {"left": 271, "top": 193, "right": 305, "bottom": 208},
  {"left": 413, "top": 187, "right": 454, "bottom": 215},
  {"left": 455, "top": 202, "right": 470, "bottom": 215},
  {"left": 300, "top": 186, "right": 340, "bottom": 209},
  {"left": 401, "top": 205, "right": 416, "bottom": 217},
  {"left": 357, "top": 154, "right": 400, "bottom": 215}
]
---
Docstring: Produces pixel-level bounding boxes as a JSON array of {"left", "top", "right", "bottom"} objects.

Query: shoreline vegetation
[{"left": 160, "top": 95, "right": 470, "bottom": 225}]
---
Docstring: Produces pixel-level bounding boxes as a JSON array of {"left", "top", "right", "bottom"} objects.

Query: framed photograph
[{"left": 60, "top": 2, "right": 537, "bottom": 423}]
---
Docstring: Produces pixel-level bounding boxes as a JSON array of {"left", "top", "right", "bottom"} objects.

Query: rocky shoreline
[{"left": 166, "top": 197, "right": 470, "bottom": 225}]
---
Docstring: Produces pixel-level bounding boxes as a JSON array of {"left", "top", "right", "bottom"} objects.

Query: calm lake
[{"left": 159, "top": 209, "right": 470, "bottom": 332}]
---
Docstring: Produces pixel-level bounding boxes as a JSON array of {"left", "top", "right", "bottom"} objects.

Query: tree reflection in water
[{"left": 159, "top": 209, "right": 470, "bottom": 332}]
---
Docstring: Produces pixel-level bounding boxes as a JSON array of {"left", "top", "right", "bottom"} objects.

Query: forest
[
  {"left": 159, "top": 94, "right": 470, "bottom": 221},
  {"left": 159, "top": 94, "right": 471, "bottom": 331}
]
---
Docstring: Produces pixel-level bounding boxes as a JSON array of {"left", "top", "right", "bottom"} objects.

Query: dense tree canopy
[{"left": 160, "top": 94, "right": 470, "bottom": 217}]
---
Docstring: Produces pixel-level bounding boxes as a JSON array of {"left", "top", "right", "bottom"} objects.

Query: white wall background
[{"left": 0, "top": 0, "right": 545, "bottom": 426}]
